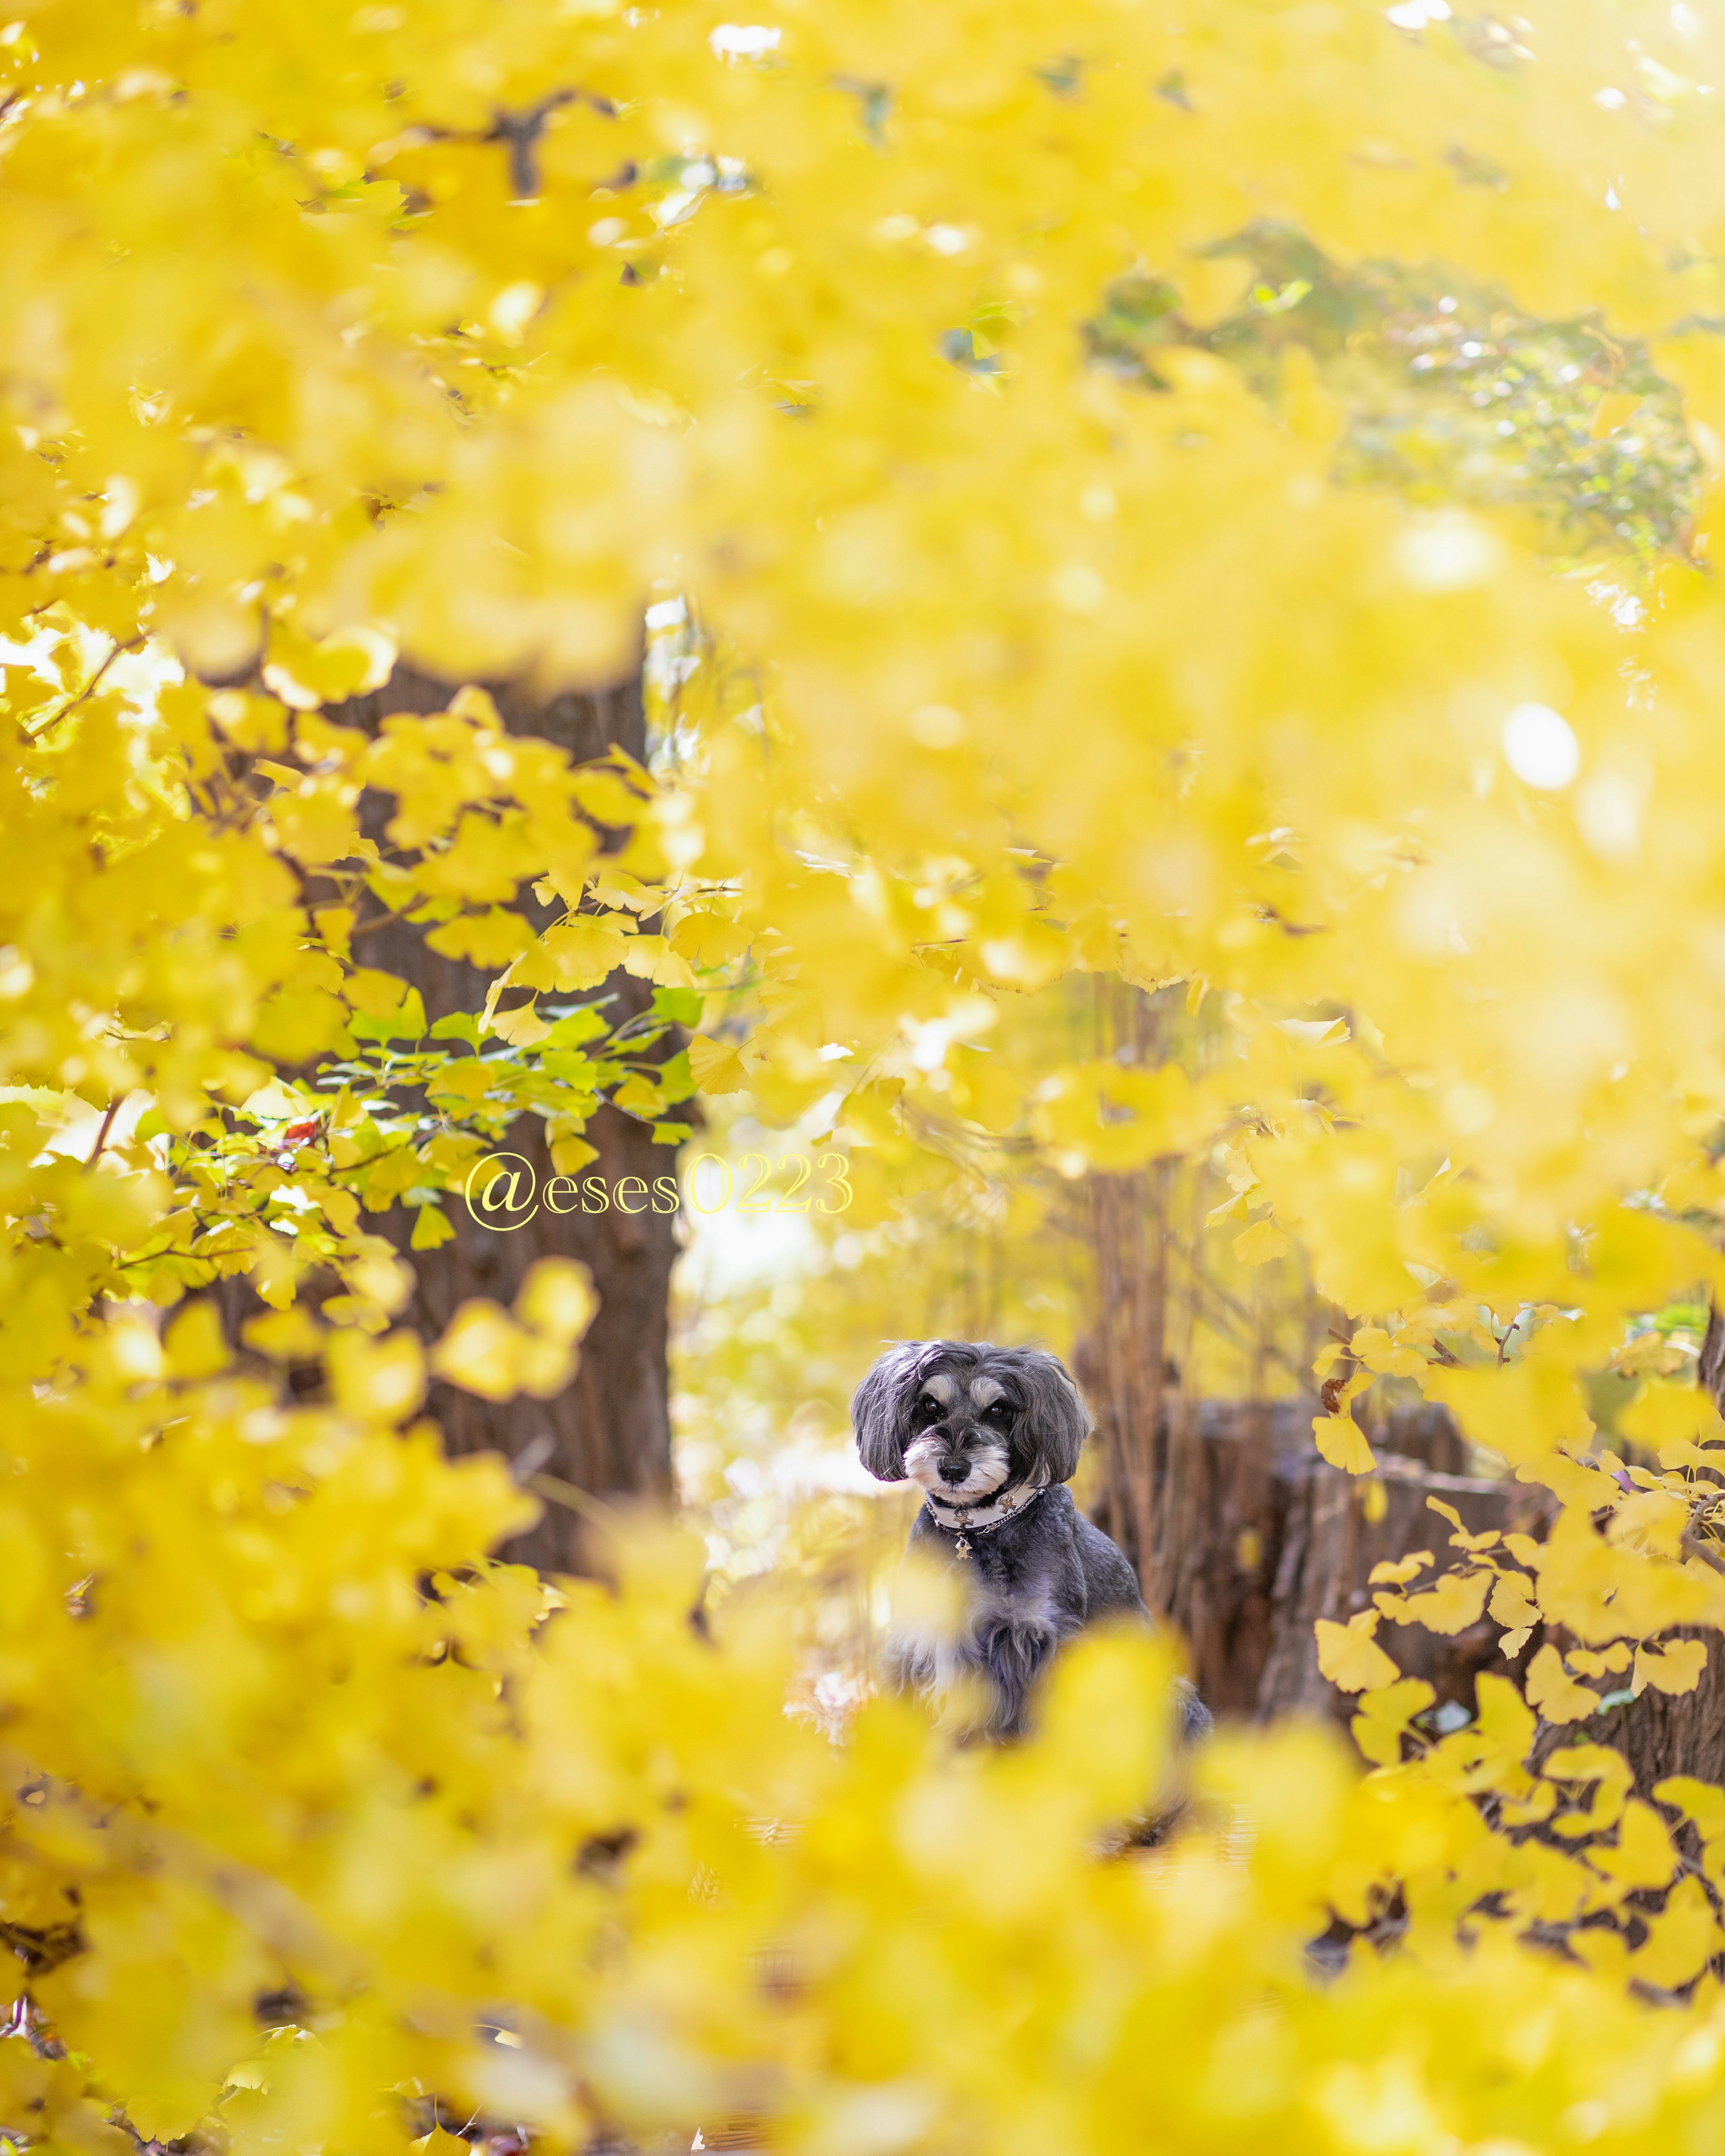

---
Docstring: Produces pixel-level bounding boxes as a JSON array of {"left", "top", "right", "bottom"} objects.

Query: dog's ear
[
  {"left": 1013, "top": 1349, "right": 1093, "bottom": 1485},
  {"left": 852, "top": 1342, "right": 928, "bottom": 1482}
]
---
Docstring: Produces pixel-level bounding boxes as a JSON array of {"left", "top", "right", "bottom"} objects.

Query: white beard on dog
[{"left": 903, "top": 1431, "right": 1011, "bottom": 1502}]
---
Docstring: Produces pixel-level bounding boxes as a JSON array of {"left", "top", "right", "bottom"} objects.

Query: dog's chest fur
[{"left": 892, "top": 1484, "right": 1146, "bottom": 1736}]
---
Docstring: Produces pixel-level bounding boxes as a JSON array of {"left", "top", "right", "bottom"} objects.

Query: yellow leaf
[
  {"left": 1315, "top": 1614, "right": 1400, "bottom": 1693},
  {"left": 570, "top": 768, "right": 648, "bottom": 827},
  {"left": 1654, "top": 1776, "right": 1725, "bottom": 1844},
  {"left": 411, "top": 1202, "right": 455, "bottom": 1251},
  {"left": 1488, "top": 1574, "right": 1541, "bottom": 1631},
  {"left": 1567, "top": 1644, "right": 1631, "bottom": 1678},
  {"left": 1524, "top": 1643, "right": 1602, "bottom": 1724},
  {"left": 1368, "top": 1552, "right": 1433, "bottom": 1586},
  {"left": 163, "top": 1301, "right": 228, "bottom": 1379},
  {"left": 688, "top": 1035, "right": 753, "bottom": 1095},
  {"left": 489, "top": 1003, "right": 552, "bottom": 1048},
  {"left": 1633, "top": 1637, "right": 1709, "bottom": 1698},
  {"left": 1588, "top": 390, "right": 1642, "bottom": 440},
  {"left": 1631, "top": 1874, "right": 1721, "bottom": 1990},
  {"left": 1349, "top": 1678, "right": 1435, "bottom": 1767},
  {"left": 326, "top": 1329, "right": 425, "bottom": 1423},
  {"left": 514, "top": 1258, "right": 595, "bottom": 1347},
  {"left": 1384, "top": 1568, "right": 1492, "bottom": 1636},
  {"left": 347, "top": 968, "right": 414, "bottom": 1021},
  {"left": 1234, "top": 1217, "right": 1290, "bottom": 1266},
  {"left": 619, "top": 934, "right": 698, "bottom": 988},
  {"left": 537, "top": 916, "right": 633, "bottom": 990},
  {"left": 1588, "top": 1797, "right": 1678, "bottom": 1895},
  {"left": 242, "top": 1307, "right": 321, "bottom": 1361},
  {"left": 430, "top": 1301, "right": 526, "bottom": 1402},
  {"left": 415, "top": 2130, "right": 480, "bottom": 2156},
  {"left": 1313, "top": 1413, "right": 1376, "bottom": 1476}
]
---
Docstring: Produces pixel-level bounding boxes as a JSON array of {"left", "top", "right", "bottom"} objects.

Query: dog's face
[{"left": 851, "top": 1342, "right": 1092, "bottom": 1502}]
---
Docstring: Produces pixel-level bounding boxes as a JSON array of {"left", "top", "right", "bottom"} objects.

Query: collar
[{"left": 922, "top": 1482, "right": 1048, "bottom": 1534}]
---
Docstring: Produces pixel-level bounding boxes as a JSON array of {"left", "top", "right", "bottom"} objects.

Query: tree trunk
[
  {"left": 1595, "top": 1303, "right": 1725, "bottom": 1792},
  {"left": 1080, "top": 1167, "right": 1165, "bottom": 1596},
  {"left": 326, "top": 665, "right": 682, "bottom": 1571}
]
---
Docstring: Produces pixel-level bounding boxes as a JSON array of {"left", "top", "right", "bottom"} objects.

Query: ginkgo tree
[{"left": 11, "top": 0, "right": 1725, "bottom": 2150}]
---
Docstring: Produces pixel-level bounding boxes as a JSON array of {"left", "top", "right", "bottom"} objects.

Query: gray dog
[{"left": 853, "top": 1339, "right": 1212, "bottom": 1745}]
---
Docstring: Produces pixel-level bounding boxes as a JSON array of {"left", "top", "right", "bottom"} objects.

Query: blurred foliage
[
  {"left": 1087, "top": 224, "right": 1703, "bottom": 564},
  {"left": 13, "top": 0, "right": 1725, "bottom": 2151}
]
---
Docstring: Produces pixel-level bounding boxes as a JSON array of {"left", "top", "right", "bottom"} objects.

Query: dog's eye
[
  {"left": 915, "top": 1394, "right": 944, "bottom": 1423},
  {"left": 982, "top": 1400, "right": 1013, "bottom": 1423}
]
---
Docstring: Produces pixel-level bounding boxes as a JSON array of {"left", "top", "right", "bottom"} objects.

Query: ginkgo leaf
[
  {"left": 1633, "top": 1637, "right": 1709, "bottom": 1698},
  {"left": 1524, "top": 1644, "right": 1602, "bottom": 1725},
  {"left": 410, "top": 1201, "right": 455, "bottom": 1251},
  {"left": 689, "top": 1036, "right": 753, "bottom": 1095},
  {"left": 515, "top": 1259, "right": 596, "bottom": 1347},
  {"left": 1488, "top": 1573, "right": 1540, "bottom": 1632},
  {"left": 1389, "top": 1568, "right": 1492, "bottom": 1636},
  {"left": 163, "top": 1301, "right": 229, "bottom": 1380},
  {"left": 326, "top": 1328, "right": 425, "bottom": 1423},
  {"left": 537, "top": 917, "right": 634, "bottom": 990},
  {"left": 1315, "top": 1614, "right": 1400, "bottom": 1694},
  {"left": 1349, "top": 1325, "right": 1427, "bottom": 1379},
  {"left": 1312, "top": 1414, "right": 1376, "bottom": 1476},
  {"left": 429, "top": 1302, "right": 528, "bottom": 1402},
  {"left": 1630, "top": 1873, "right": 1721, "bottom": 1991},
  {"left": 1349, "top": 1678, "right": 1435, "bottom": 1768},
  {"left": 1654, "top": 1776, "right": 1725, "bottom": 1844},
  {"left": 489, "top": 1002, "right": 552, "bottom": 1048},
  {"left": 1368, "top": 1552, "right": 1433, "bottom": 1586},
  {"left": 1567, "top": 1644, "right": 1632, "bottom": 1679},
  {"left": 1587, "top": 1798, "right": 1679, "bottom": 1895},
  {"left": 1233, "top": 1218, "right": 1289, "bottom": 1266},
  {"left": 619, "top": 934, "right": 699, "bottom": 988}
]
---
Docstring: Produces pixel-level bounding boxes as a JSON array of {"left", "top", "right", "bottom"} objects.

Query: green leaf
[
  {"left": 410, "top": 1201, "right": 455, "bottom": 1250},
  {"left": 650, "top": 1122, "right": 694, "bottom": 1145},
  {"left": 430, "top": 1011, "right": 485, "bottom": 1049},
  {"left": 349, "top": 986, "right": 427, "bottom": 1043},
  {"left": 655, "top": 1050, "right": 696, "bottom": 1105},
  {"left": 543, "top": 1005, "right": 610, "bottom": 1049},
  {"left": 651, "top": 985, "right": 704, "bottom": 1026}
]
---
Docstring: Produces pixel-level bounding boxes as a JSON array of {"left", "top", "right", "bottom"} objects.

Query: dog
[{"left": 853, "top": 1339, "right": 1212, "bottom": 1746}]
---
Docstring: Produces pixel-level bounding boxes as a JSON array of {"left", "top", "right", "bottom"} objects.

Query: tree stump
[{"left": 1100, "top": 1396, "right": 1552, "bottom": 1724}]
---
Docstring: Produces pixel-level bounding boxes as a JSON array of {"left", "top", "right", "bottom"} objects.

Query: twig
[
  {"left": 26, "top": 637, "right": 142, "bottom": 741},
  {"left": 83, "top": 1099, "right": 121, "bottom": 1171},
  {"left": 1682, "top": 1529, "right": 1725, "bottom": 1578},
  {"left": 526, "top": 1471, "right": 624, "bottom": 1538}
]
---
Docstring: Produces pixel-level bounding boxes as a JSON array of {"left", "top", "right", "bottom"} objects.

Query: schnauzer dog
[{"left": 853, "top": 1339, "right": 1212, "bottom": 1746}]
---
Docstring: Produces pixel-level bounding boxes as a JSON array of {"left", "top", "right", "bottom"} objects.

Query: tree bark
[
  {"left": 1105, "top": 1395, "right": 1543, "bottom": 1722},
  {"left": 1596, "top": 1303, "right": 1725, "bottom": 1792},
  {"left": 1079, "top": 1167, "right": 1165, "bottom": 1596},
  {"left": 325, "top": 664, "right": 682, "bottom": 1571}
]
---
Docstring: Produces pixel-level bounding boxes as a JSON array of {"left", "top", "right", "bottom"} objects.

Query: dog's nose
[{"left": 940, "top": 1458, "right": 969, "bottom": 1483}]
